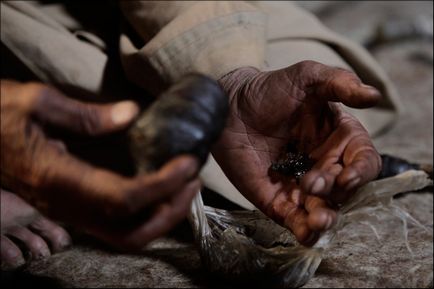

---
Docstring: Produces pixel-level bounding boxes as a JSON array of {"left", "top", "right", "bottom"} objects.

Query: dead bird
[{"left": 189, "top": 171, "right": 432, "bottom": 288}]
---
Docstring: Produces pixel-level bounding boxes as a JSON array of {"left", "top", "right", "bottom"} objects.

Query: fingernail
[
  {"left": 345, "top": 177, "right": 361, "bottom": 191},
  {"left": 325, "top": 215, "right": 334, "bottom": 230},
  {"left": 360, "top": 84, "right": 375, "bottom": 89},
  {"left": 311, "top": 177, "right": 326, "bottom": 194},
  {"left": 361, "top": 84, "right": 381, "bottom": 95},
  {"left": 5, "top": 247, "right": 22, "bottom": 259},
  {"left": 35, "top": 250, "right": 50, "bottom": 260},
  {"left": 57, "top": 235, "right": 72, "bottom": 251},
  {"left": 34, "top": 244, "right": 51, "bottom": 260},
  {"left": 111, "top": 101, "right": 139, "bottom": 125},
  {"left": 5, "top": 249, "right": 25, "bottom": 267}
]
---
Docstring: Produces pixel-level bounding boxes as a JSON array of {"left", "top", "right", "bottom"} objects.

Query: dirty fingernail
[
  {"left": 111, "top": 101, "right": 139, "bottom": 125},
  {"left": 311, "top": 177, "right": 326, "bottom": 194}
]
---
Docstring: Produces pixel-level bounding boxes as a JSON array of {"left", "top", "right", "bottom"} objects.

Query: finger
[
  {"left": 266, "top": 187, "right": 316, "bottom": 246},
  {"left": 29, "top": 217, "right": 72, "bottom": 253},
  {"left": 125, "top": 155, "right": 200, "bottom": 212},
  {"left": 304, "top": 195, "right": 337, "bottom": 232},
  {"left": 284, "top": 209, "right": 321, "bottom": 247},
  {"left": 97, "top": 179, "right": 201, "bottom": 251},
  {"left": 300, "top": 147, "right": 343, "bottom": 197},
  {"left": 331, "top": 149, "right": 381, "bottom": 205},
  {"left": 337, "top": 144, "right": 382, "bottom": 192},
  {"left": 308, "top": 115, "right": 355, "bottom": 161},
  {"left": 34, "top": 130, "right": 199, "bottom": 224},
  {"left": 31, "top": 84, "right": 139, "bottom": 135},
  {"left": 1, "top": 235, "right": 25, "bottom": 270},
  {"left": 301, "top": 163, "right": 342, "bottom": 196},
  {"left": 6, "top": 226, "right": 51, "bottom": 260},
  {"left": 297, "top": 61, "right": 382, "bottom": 108}
]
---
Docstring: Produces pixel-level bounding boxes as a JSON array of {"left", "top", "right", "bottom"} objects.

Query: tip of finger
[
  {"left": 301, "top": 172, "right": 331, "bottom": 197},
  {"left": 357, "top": 84, "right": 382, "bottom": 107},
  {"left": 308, "top": 208, "right": 337, "bottom": 232},
  {"left": 299, "top": 231, "right": 320, "bottom": 247},
  {"left": 111, "top": 101, "right": 140, "bottom": 126},
  {"left": 171, "top": 155, "right": 200, "bottom": 175},
  {"left": 187, "top": 178, "right": 202, "bottom": 191}
]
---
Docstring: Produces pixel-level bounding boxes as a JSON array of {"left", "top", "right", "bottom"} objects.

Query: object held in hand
[{"left": 128, "top": 74, "right": 228, "bottom": 172}]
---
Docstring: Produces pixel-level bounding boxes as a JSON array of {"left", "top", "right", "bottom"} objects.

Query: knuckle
[
  {"left": 24, "top": 82, "right": 48, "bottom": 95},
  {"left": 266, "top": 199, "right": 288, "bottom": 225},
  {"left": 25, "top": 83, "right": 53, "bottom": 103},
  {"left": 77, "top": 106, "right": 101, "bottom": 135},
  {"left": 298, "top": 60, "right": 318, "bottom": 68},
  {"left": 296, "top": 60, "right": 321, "bottom": 72}
]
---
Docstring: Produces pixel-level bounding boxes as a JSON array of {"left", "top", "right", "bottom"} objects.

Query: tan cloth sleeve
[{"left": 119, "top": 1, "right": 267, "bottom": 95}]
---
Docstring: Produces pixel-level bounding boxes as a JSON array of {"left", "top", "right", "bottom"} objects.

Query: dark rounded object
[
  {"left": 378, "top": 154, "right": 421, "bottom": 179},
  {"left": 129, "top": 74, "right": 228, "bottom": 172}
]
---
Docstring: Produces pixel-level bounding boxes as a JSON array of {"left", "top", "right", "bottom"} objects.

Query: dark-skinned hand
[
  {"left": 214, "top": 61, "right": 382, "bottom": 246},
  {"left": 0, "top": 80, "right": 200, "bottom": 251}
]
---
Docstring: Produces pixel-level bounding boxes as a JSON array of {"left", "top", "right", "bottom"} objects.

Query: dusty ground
[{"left": 2, "top": 1, "right": 433, "bottom": 288}]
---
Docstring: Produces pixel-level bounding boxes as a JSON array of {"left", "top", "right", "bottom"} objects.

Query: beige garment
[
  {"left": 119, "top": 1, "right": 266, "bottom": 94},
  {"left": 1, "top": 1, "right": 402, "bottom": 209}
]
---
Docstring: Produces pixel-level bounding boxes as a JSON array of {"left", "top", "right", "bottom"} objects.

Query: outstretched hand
[{"left": 214, "top": 61, "right": 382, "bottom": 245}]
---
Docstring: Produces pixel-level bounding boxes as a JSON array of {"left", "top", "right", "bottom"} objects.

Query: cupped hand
[
  {"left": 214, "top": 61, "right": 382, "bottom": 245},
  {"left": 0, "top": 80, "right": 200, "bottom": 251}
]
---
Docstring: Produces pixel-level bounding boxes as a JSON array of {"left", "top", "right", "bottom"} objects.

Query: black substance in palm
[
  {"left": 271, "top": 143, "right": 313, "bottom": 180},
  {"left": 129, "top": 74, "right": 228, "bottom": 172}
]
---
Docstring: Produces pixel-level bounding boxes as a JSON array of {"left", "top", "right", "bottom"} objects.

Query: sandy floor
[{"left": 3, "top": 1, "right": 433, "bottom": 288}]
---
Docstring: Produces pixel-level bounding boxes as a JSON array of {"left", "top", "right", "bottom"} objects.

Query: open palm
[{"left": 214, "top": 61, "right": 382, "bottom": 245}]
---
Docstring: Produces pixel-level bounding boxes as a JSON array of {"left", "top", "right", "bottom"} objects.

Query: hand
[
  {"left": 214, "top": 61, "right": 382, "bottom": 245},
  {"left": 0, "top": 80, "right": 201, "bottom": 250}
]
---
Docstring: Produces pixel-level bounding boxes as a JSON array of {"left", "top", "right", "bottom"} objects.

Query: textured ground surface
[{"left": 3, "top": 1, "right": 433, "bottom": 288}]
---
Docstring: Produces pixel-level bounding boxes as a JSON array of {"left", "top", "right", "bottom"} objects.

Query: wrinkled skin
[
  {"left": 215, "top": 61, "right": 382, "bottom": 246},
  {"left": 0, "top": 80, "right": 201, "bottom": 255}
]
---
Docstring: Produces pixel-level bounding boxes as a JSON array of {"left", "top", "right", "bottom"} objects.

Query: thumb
[
  {"left": 296, "top": 61, "right": 382, "bottom": 108},
  {"left": 32, "top": 85, "right": 139, "bottom": 136}
]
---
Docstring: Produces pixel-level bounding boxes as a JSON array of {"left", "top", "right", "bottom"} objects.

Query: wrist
[{"left": 218, "top": 67, "right": 260, "bottom": 102}]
